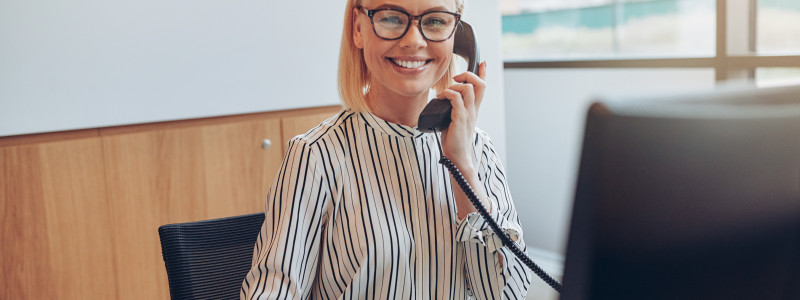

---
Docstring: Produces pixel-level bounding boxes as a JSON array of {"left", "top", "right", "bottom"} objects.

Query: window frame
[{"left": 503, "top": 0, "right": 800, "bottom": 83}]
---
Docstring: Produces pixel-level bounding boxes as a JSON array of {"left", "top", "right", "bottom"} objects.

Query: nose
[{"left": 398, "top": 22, "right": 426, "bottom": 49}]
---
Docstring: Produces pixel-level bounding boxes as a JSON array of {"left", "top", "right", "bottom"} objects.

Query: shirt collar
[{"left": 359, "top": 110, "right": 425, "bottom": 138}]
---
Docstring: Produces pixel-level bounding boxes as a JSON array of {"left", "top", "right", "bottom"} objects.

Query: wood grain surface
[{"left": 0, "top": 105, "right": 339, "bottom": 299}]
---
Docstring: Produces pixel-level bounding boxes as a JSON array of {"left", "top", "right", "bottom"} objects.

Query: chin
[
  {"left": 394, "top": 85, "right": 435, "bottom": 98},
  {"left": 397, "top": 78, "right": 441, "bottom": 96}
]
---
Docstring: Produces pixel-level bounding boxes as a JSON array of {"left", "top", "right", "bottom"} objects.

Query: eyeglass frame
[{"left": 358, "top": 6, "right": 462, "bottom": 42}]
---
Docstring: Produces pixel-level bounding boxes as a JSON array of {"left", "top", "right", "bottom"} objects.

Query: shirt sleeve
[
  {"left": 456, "top": 129, "right": 532, "bottom": 300},
  {"left": 241, "top": 138, "right": 330, "bottom": 300}
]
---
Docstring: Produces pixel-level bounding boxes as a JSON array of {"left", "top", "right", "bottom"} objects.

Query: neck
[{"left": 366, "top": 89, "right": 429, "bottom": 128}]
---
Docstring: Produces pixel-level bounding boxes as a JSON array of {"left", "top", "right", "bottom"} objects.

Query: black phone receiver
[{"left": 417, "top": 21, "right": 481, "bottom": 133}]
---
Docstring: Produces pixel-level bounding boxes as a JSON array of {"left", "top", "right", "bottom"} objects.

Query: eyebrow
[{"left": 372, "top": 4, "right": 454, "bottom": 14}]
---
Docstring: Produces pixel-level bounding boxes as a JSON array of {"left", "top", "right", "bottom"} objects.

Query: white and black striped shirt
[{"left": 241, "top": 110, "right": 532, "bottom": 299}]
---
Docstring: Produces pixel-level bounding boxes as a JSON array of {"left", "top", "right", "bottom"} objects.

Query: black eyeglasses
[{"left": 359, "top": 6, "right": 461, "bottom": 42}]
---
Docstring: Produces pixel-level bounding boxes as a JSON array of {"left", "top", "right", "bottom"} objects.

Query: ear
[{"left": 352, "top": 7, "right": 364, "bottom": 49}]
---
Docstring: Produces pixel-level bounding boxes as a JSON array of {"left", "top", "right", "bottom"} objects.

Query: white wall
[
  {"left": 0, "top": 0, "right": 506, "bottom": 161},
  {"left": 503, "top": 68, "right": 716, "bottom": 254},
  {"left": 0, "top": 1, "right": 342, "bottom": 136}
]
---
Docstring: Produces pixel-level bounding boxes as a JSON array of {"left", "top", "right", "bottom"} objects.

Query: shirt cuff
[{"left": 455, "top": 210, "right": 523, "bottom": 253}]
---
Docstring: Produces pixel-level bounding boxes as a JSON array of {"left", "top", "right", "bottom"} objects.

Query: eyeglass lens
[{"left": 372, "top": 10, "right": 457, "bottom": 41}]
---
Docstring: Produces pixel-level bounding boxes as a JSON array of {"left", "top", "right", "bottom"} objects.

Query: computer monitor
[{"left": 561, "top": 85, "right": 800, "bottom": 300}]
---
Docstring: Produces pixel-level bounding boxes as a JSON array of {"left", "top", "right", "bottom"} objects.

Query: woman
[{"left": 241, "top": 0, "right": 532, "bottom": 298}]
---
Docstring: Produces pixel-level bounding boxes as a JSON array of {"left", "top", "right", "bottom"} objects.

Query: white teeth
[{"left": 392, "top": 59, "right": 426, "bottom": 69}]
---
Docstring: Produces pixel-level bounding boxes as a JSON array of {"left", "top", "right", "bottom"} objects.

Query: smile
[{"left": 388, "top": 58, "right": 432, "bottom": 69}]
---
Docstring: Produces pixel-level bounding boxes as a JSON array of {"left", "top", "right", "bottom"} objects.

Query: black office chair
[{"left": 158, "top": 213, "right": 265, "bottom": 300}]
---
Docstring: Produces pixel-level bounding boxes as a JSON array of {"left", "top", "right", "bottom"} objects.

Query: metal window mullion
[
  {"left": 715, "top": 0, "right": 727, "bottom": 82},
  {"left": 504, "top": 57, "right": 717, "bottom": 69},
  {"left": 727, "top": 55, "right": 800, "bottom": 68},
  {"left": 719, "top": 0, "right": 757, "bottom": 82},
  {"left": 749, "top": 0, "right": 757, "bottom": 54},
  {"left": 747, "top": 0, "right": 757, "bottom": 79}
]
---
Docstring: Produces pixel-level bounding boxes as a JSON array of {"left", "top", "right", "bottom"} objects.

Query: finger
[
  {"left": 475, "top": 61, "right": 487, "bottom": 109},
  {"left": 436, "top": 89, "right": 467, "bottom": 119},
  {"left": 452, "top": 72, "right": 485, "bottom": 110},
  {"left": 477, "top": 60, "right": 487, "bottom": 81},
  {"left": 452, "top": 71, "right": 481, "bottom": 85},
  {"left": 446, "top": 83, "right": 476, "bottom": 111}
]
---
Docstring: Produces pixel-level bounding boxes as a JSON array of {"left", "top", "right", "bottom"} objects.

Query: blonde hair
[{"left": 338, "top": 0, "right": 466, "bottom": 112}]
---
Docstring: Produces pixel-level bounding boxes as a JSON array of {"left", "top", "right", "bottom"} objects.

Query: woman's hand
[
  {"left": 437, "top": 61, "right": 490, "bottom": 219},
  {"left": 438, "top": 61, "right": 487, "bottom": 170}
]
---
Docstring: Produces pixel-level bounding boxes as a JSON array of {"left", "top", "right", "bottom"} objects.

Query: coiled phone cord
[{"left": 438, "top": 155, "right": 564, "bottom": 293}]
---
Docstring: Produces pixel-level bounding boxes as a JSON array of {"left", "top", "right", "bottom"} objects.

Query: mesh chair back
[{"left": 158, "top": 213, "right": 265, "bottom": 300}]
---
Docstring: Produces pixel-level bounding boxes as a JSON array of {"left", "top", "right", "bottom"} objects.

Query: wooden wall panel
[
  {"left": 0, "top": 106, "right": 336, "bottom": 299},
  {"left": 201, "top": 120, "right": 283, "bottom": 218},
  {"left": 102, "top": 118, "right": 281, "bottom": 299},
  {"left": 0, "top": 138, "right": 117, "bottom": 299},
  {"left": 40, "top": 139, "right": 118, "bottom": 299},
  {"left": 1, "top": 144, "right": 53, "bottom": 299},
  {"left": 103, "top": 127, "right": 203, "bottom": 300}
]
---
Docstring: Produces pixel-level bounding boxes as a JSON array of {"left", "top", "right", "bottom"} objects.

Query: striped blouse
[{"left": 240, "top": 110, "right": 532, "bottom": 299}]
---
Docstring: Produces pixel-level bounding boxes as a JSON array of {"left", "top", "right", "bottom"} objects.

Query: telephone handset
[
  {"left": 417, "top": 21, "right": 481, "bottom": 133},
  {"left": 420, "top": 21, "right": 565, "bottom": 293}
]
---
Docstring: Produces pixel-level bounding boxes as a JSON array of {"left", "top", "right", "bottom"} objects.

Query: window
[
  {"left": 757, "top": 68, "right": 800, "bottom": 87},
  {"left": 502, "top": 0, "right": 715, "bottom": 61},
  {"left": 757, "top": 0, "right": 800, "bottom": 54},
  {"left": 501, "top": 0, "right": 800, "bottom": 82}
]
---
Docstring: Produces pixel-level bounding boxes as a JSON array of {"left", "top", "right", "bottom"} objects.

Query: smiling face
[{"left": 353, "top": 0, "right": 456, "bottom": 105}]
